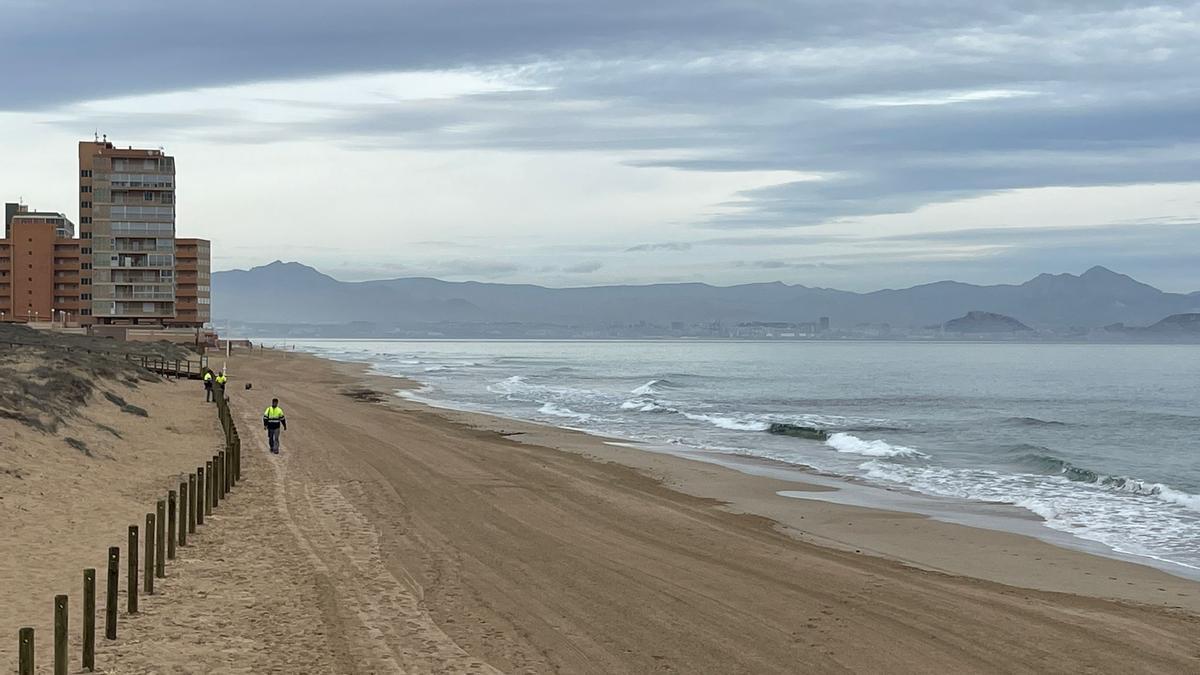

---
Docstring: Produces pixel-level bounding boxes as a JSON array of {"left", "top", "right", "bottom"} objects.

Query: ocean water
[{"left": 282, "top": 339, "right": 1200, "bottom": 573}]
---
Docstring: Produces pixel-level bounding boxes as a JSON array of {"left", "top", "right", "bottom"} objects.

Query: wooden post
[
  {"left": 105, "top": 547, "right": 118, "bottom": 639},
  {"left": 188, "top": 473, "right": 197, "bottom": 532},
  {"left": 144, "top": 513, "right": 155, "bottom": 595},
  {"left": 18, "top": 627, "right": 33, "bottom": 675},
  {"left": 168, "top": 490, "right": 178, "bottom": 558},
  {"left": 205, "top": 461, "right": 213, "bottom": 515},
  {"left": 197, "top": 467, "right": 206, "bottom": 524},
  {"left": 127, "top": 526, "right": 138, "bottom": 613},
  {"left": 83, "top": 568, "right": 96, "bottom": 670},
  {"left": 178, "top": 482, "right": 188, "bottom": 547},
  {"left": 218, "top": 451, "right": 226, "bottom": 498},
  {"left": 156, "top": 499, "right": 166, "bottom": 578},
  {"left": 54, "top": 594, "right": 68, "bottom": 675}
]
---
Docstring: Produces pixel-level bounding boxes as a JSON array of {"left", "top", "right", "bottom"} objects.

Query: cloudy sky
[{"left": 2, "top": 1, "right": 1199, "bottom": 291}]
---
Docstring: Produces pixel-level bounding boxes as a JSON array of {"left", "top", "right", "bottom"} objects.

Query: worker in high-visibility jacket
[
  {"left": 203, "top": 370, "right": 214, "bottom": 402},
  {"left": 215, "top": 371, "right": 228, "bottom": 393},
  {"left": 263, "top": 398, "right": 287, "bottom": 454}
]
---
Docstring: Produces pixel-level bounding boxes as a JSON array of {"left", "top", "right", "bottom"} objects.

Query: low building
[
  {"left": 169, "top": 238, "right": 211, "bottom": 328},
  {"left": 0, "top": 204, "right": 84, "bottom": 324}
]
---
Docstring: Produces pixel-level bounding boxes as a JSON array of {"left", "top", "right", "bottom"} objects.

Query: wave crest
[{"left": 826, "top": 432, "right": 927, "bottom": 458}]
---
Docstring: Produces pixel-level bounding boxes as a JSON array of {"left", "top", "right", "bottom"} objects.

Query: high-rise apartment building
[
  {"left": 79, "top": 140, "right": 179, "bottom": 323},
  {"left": 0, "top": 205, "right": 83, "bottom": 322},
  {"left": 0, "top": 140, "right": 209, "bottom": 329}
]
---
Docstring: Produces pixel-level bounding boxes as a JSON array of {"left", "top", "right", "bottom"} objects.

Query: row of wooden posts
[{"left": 17, "top": 385, "right": 242, "bottom": 675}]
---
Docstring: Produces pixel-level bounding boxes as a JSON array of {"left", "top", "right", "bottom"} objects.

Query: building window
[
  {"left": 81, "top": 185, "right": 91, "bottom": 193},
  {"left": 82, "top": 231, "right": 92, "bottom": 238},
  {"left": 81, "top": 248, "right": 91, "bottom": 254},
  {"left": 81, "top": 309, "right": 91, "bottom": 316},
  {"left": 81, "top": 217, "right": 92, "bottom": 225},
  {"left": 81, "top": 170, "right": 92, "bottom": 178},
  {"left": 81, "top": 278, "right": 91, "bottom": 285},
  {"left": 144, "top": 191, "right": 154, "bottom": 201},
  {"left": 81, "top": 293, "right": 92, "bottom": 300},
  {"left": 81, "top": 263, "right": 92, "bottom": 270},
  {"left": 81, "top": 201, "right": 91, "bottom": 208}
]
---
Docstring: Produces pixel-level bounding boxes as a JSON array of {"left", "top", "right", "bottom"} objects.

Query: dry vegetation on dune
[
  {"left": 0, "top": 324, "right": 196, "bottom": 435},
  {"left": 0, "top": 323, "right": 195, "bottom": 360}
]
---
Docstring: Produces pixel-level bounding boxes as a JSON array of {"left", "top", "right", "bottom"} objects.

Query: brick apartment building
[
  {"left": 0, "top": 206, "right": 82, "bottom": 322},
  {"left": 0, "top": 139, "right": 211, "bottom": 327}
]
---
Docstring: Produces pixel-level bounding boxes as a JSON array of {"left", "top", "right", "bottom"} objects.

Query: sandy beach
[
  {"left": 5, "top": 345, "right": 1200, "bottom": 673},
  {"left": 219, "top": 349, "right": 1198, "bottom": 673}
]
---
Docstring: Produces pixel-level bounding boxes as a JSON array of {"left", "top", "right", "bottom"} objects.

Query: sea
[{"left": 277, "top": 339, "right": 1200, "bottom": 576}]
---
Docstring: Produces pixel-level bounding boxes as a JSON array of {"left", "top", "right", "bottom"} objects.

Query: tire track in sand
[{"left": 239, "top": 407, "right": 501, "bottom": 674}]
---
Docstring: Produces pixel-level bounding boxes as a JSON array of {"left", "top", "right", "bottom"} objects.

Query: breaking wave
[
  {"left": 631, "top": 379, "right": 676, "bottom": 396},
  {"left": 826, "top": 433, "right": 928, "bottom": 458}
]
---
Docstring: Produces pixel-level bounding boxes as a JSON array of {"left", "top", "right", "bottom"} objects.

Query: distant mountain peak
[
  {"left": 943, "top": 311, "right": 1032, "bottom": 334},
  {"left": 1080, "top": 265, "right": 1128, "bottom": 281}
]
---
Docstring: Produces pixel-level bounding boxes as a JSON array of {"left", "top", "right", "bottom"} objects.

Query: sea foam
[{"left": 825, "top": 432, "right": 927, "bottom": 458}]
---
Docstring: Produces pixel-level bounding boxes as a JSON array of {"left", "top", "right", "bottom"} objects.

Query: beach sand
[
  {"left": 6, "top": 345, "right": 1200, "bottom": 673},
  {"left": 0, "top": 350, "right": 221, "bottom": 671},
  {"left": 216, "top": 349, "right": 1198, "bottom": 673}
]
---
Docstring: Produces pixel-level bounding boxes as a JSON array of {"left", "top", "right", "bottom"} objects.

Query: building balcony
[
  {"left": 102, "top": 305, "right": 176, "bottom": 318},
  {"left": 110, "top": 183, "right": 173, "bottom": 191},
  {"left": 113, "top": 291, "right": 174, "bottom": 301}
]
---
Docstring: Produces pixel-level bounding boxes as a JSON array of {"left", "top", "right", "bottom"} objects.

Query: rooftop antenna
[{"left": 93, "top": 130, "right": 99, "bottom": 142}]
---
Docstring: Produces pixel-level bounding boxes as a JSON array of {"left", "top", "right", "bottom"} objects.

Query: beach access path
[{"left": 210, "top": 349, "right": 1199, "bottom": 674}]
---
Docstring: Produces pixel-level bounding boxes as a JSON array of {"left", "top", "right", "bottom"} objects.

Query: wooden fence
[{"left": 15, "top": 384, "right": 242, "bottom": 674}]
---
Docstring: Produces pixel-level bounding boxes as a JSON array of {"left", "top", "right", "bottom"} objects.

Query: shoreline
[
  {"left": 321, "top": 352, "right": 1200, "bottom": 608},
  {"left": 205, "top": 348, "right": 1200, "bottom": 671}
]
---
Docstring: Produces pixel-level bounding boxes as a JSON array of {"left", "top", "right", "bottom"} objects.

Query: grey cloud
[
  {"left": 15, "top": 0, "right": 1200, "bottom": 231},
  {"left": 418, "top": 259, "right": 521, "bottom": 278},
  {"left": 626, "top": 242, "right": 693, "bottom": 252},
  {"left": 733, "top": 260, "right": 849, "bottom": 270},
  {"left": 561, "top": 261, "right": 604, "bottom": 273}
]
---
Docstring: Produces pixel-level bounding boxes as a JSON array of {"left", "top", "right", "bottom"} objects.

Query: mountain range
[{"left": 212, "top": 262, "right": 1200, "bottom": 332}]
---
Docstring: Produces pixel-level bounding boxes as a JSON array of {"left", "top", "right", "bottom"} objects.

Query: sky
[{"left": 1, "top": 1, "right": 1199, "bottom": 292}]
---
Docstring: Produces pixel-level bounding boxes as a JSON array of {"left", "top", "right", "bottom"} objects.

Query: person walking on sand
[
  {"left": 203, "top": 369, "right": 214, "bottom": 402},
  {"left": 215, "top": 370, "right": 228, "bottom": 398},
  {"left": 263, "top": 398, "right": 287, "bottom": 454}
]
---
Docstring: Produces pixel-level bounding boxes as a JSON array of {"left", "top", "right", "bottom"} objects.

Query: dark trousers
[
  {"left": 205, "top": 385, "right": 213, "bottom": 402},
  {"left": 267, "top": 426, "right": 281, "bottom": 453}
]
